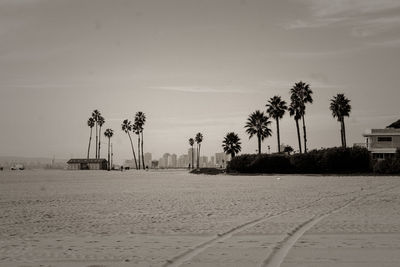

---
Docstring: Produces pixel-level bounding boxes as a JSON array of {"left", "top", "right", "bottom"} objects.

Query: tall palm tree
[
  {"left": 330, "top": 93, "right": 351, "bottom": 147},
  {"left": 245, "top": 110, "right": 272, "bottom": 154},
  {"left": 222, "top": 132, "right": 242, "bottom": 159},
  {"left": 290, "top": 81, "right": 313, "bottom": 153},
  {"left": 92, "top": 110, "right": 101, "bottom": 158},
  {"left": 97, "top": 115, "right": 105, "bottom": 159},
  {"left": 266, "top": 96, "right": 287, "bottom": 153},
  {"left": 188, "top": 138, "right": 194, "bottom": 169},
  {"left": 288, "top": 97, "right": 304, "bottom": 154},
  {"left": 132, "top": 123, "right": 142, "bottom": 169},
  {"left": 86, "top": 117, "right": 95, "bottom": 163},
  {"left": 195, "top": 133, "right": 203, "bottom": 169},
  {"left": 121, "top": 119, "right": 138, "bottom": 170},
  {"left": 104, "top": 128, "right": 114, "bottom": 171},
  {"left": 135, "top": 112, "right": 146, "bottom": 169}
]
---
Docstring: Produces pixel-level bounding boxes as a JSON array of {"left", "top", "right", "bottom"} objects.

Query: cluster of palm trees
[
  {"left": 86, "top": 109, "right": 114, "bottom": 170},
  {"left": 121, "top": 112, "right": 147, "bottom": 170},
  {"left": 220, "top": 81, "right": 352, "bottom": 159},
  {"left": 188, "top": 133, "right": 203, "bottom": 170}
]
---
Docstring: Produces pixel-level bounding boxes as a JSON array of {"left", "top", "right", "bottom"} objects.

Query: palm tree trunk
[
  {"left": 276, "top": 118, "right": 281, "bottom": 153},
  {"left": 341, "top": 118, "right": 347, "bottom": 148},
  {"left": 340, "top": 124, "right": 344, "bottom": 147},
  {"left": 87, "top": 127, "right": 93, "bottom": 161},
  {"left": 295, "top": 119, "right": 302, "bottom": 154},
  {"left": 197, "top": 144, "right": 200, "bottom": 169},
  {"left": 127, "top": 132, "right": 138, "bottom": 170},
  {"left": 137, "top": 135, "right": 141, "bottom": 169},
  {"left": 98, "top": 126, "right": 102, "bottom": 159},
  {"left": 107, "top": 138, "right": 110, "bottom": 171},
  {"left": 258, "top": 135, "right": 261, "bottom": 154},
  {"left": 95, "top": 122, "right": 98, "bottom": 158},
  {"left": 141, "top": 131, "right": 145, "bottom": 169},
  {"left": 191, "top": 146, "right": 194, "bottom": 170},
  {"left": 302, "top": 115, "right": 307, "bottom": 153}
]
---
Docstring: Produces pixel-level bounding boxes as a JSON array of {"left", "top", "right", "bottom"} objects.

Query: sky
[{"left": 1, "top": 0, "right": 400, "bottom": 164}]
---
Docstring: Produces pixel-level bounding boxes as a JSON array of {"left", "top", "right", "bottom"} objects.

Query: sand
[{"left": 0, "top": 170, "right": 400, "bottom": 266}]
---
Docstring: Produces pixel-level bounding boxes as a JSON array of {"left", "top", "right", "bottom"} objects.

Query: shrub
[
  {"left": 247, "top": 154, "right": 292, "bottom": 173},
  {"left": 373, "top": 158, "right": 400, "bottom": 174},
  {"left": 227, "top": 154, "right": 257, "bottom": 173},
  {"left": 228, "top": 147, "right": 371, "bottom": 174}
]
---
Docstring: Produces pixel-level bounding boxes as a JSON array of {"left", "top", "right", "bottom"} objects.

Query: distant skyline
[{"left": 1, "top": 0, "right": 400, "bottom": 164}]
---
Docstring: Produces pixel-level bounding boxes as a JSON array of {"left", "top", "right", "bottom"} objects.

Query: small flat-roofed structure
[
  {"left": 67, "top": 159, "right": 108, "bottom": 170},
  {"left": 363, "top": 129, "right": 400, "bottom": 160}
]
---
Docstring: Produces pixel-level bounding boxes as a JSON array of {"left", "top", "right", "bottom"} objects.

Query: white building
[{"left": 363, "top": 128, "right": 400, "bottom": 159}]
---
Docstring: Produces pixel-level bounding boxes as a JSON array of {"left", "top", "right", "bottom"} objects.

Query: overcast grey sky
[{"left": 1, "top": 0, "right": 400, "bottom": 163}]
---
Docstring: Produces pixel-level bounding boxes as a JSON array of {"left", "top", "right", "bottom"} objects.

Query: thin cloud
[
  {"left": 149, "top": 86, "right": 255, "bottom": 94},
  {"left": 285, "top": 0, "right": 400, "bottom": 38},
  {"left": 367, "top": 38, "right": 400, "bottom": 47}
]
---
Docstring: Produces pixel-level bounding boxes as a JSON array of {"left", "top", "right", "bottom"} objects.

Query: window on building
[{"left": 377, "top": 136, "right": 392, "bottom": 142}]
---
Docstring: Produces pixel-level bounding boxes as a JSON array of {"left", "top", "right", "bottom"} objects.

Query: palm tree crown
[
  {"left": 104, "top": 128, "right": 114, "bottom": 138},
  {"left": 121, "top": 119, "right": 132, "bottom": 133},
  {"left": 330, "top": 93, "right": 351, "bottom": 120},
  {"left": 189, "top": 138, "right": 194, "bottom": 147},
  {"left": 266, "top": 96, "right": 287, "bottom": 120},
  {"left": 87, "top": 117, "right": 95, "bottom": 128},
  {"left": 222, "top": 132, "right": 242, "bottom": 158},
  {"left": 290, "top": 81, "right": 313, "bottom": 105},
  {"left": 195, "top": 133, "right": 203, "bottom": 144},
  {"left": 245, "top": 110, "right": 272, "bottom": 154}
]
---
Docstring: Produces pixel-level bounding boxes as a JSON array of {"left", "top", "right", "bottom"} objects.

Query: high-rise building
[
  {"left": 178, "top": 154, "right": 189, "bottom": 168},
  {"left": 171, "top": 154, "right": 177, "bottom": 168},
  {"left": 210, "top": 156, "right": 215, "bottom": 167},
  {"left": 144, "top": 152, "right": 152, "bottom": 168},
  {"left": 215, "top": 152, "right": 230, "bottom": 168},
  {"left": 200, "top": 156, "right": 208, "bottom": 167},
  {"left": 188, "top": 148, "right": 197, "bottom": 168},
  {"left": 162, "top": 153, "right": 170, "bottom": 168}
]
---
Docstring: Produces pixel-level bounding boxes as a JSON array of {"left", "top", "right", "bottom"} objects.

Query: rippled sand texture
[{"left": 1, "top": 170, "right": 400, "bottom": 267}]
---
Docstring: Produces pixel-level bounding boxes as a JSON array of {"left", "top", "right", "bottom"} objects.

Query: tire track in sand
[
  {"left": 162, "top": 194, "right": 345, "bottom": 267},
  {"left": 261, "top": 184, "right": 400, "bottom": 267}
]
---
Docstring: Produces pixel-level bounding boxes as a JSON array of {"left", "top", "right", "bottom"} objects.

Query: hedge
[{"left": 227, "top": 147, "right": 372, "bottom": 174}]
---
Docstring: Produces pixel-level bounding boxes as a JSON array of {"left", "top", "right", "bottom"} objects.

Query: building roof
[
  {"left": 387, "top": 119, "right": 400, "bottom": 129},
  {"left": 363, "top": 128, "right": 400, "bottom": 137},
  {"left": 67, "top": 158, "right": 107, "bottom": 164}
]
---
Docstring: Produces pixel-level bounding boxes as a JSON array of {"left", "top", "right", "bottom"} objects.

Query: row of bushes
[{"left": 227, "top": 147, "right": 400, "bottom": 174}]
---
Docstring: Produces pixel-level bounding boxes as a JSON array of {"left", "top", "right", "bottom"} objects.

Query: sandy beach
[{"left": 1, "top": 170, "right": 400, "bottom": 267}]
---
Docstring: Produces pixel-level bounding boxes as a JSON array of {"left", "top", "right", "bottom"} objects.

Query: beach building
[
  {"left": 362, "top": 128, "right": 400, "bottom": 159},
  {"left": 67, "top": 159, "right": 107, "bottom": 170}
]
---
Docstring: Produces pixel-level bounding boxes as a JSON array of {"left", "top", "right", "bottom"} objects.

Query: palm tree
[
  {"left": 92, "top": 110, "right": 101, "bottom": 158},
  {"left": 97, "top": 115, "right": 105, "bottom": 159},
  {"left": 290, "top": 81, "right": 313, "bottom": 153},
  {"left": 222, "top": 132, "right": 242, "bottom": 159},
  {"left": 121, "top": 119, "right": 138, "bottom": 170},
  {"left": 245, "top": 110, "right": 272, "bottom": 154},
  {"left": 86, "top": 117, "right": 95, "bottom": 163},
  {"left": 188, "top": 138, "right": 195, "bottom": 169},
  {"left": 330, "top": 93, "right": 351, "bottom": 148},
  {"left": 266, "top": 96, "right": 287, "bottom": 153},
  {"left": 135, "top": 112, "right": 146, "bottom": 169},
  {"left": 104, "top": 128, "right": 114, "bottom": 171},
  {"left": 288, "top": 97, "right": 304, "bottom": 154},
  {"left": 132, "top": 123, "right": 142, "bottom": 169},
  {"left": 195, "top": 133, "right": 203, "bottom": 169}
]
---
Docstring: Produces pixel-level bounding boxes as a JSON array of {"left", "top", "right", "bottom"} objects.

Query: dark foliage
[
  {"left": 227, "top": 147, "right": 371, "bottom": 174},
  {"left": 373, "top": 159, "right": 400, "bottom": 174}
]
